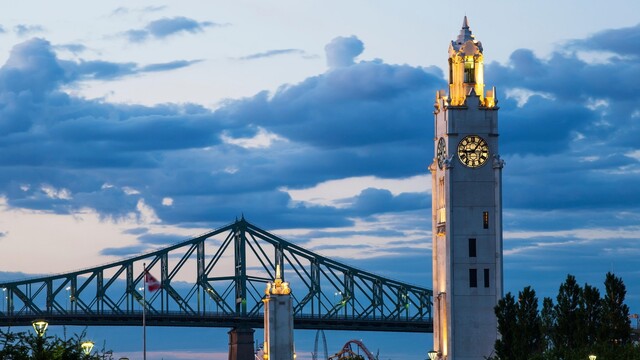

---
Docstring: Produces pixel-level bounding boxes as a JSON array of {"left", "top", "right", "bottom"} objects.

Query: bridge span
[{"left": 0, "top": 218, "right": 432, "bottom": 333}]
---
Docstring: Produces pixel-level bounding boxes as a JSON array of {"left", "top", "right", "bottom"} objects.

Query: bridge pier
[{"left": 228, "top": 326, "right": 255, "bottom": 360}]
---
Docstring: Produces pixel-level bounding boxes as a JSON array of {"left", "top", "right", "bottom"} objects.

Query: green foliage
[
  {"left": 0, "top": 328, "right": 112, "bottom": 360},
  {"left": 493, "top": 273, "right": 640, "bottom": 360},
  {"left": 494, "top": 287, "right": 543, "bottom": 360}
]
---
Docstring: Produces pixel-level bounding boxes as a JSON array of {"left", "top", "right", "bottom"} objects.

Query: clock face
[
  {"left": 457, "top": 135, "right": 489, "bottom": 168},
  {"left": 437, "top": 138, "right": 446, "bottom": 169}
]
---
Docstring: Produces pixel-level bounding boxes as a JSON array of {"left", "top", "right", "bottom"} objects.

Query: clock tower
[{"left": 430, "top": 17, "right": 504, "bottom": 360}]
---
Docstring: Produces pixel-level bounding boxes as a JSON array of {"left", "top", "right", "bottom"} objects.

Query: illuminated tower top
[
  {"left": 444, "top": 16, "right": 496, "bottom": 107},
  {"left": 265, "top": 265, "right": 291, "bottom": 296}
]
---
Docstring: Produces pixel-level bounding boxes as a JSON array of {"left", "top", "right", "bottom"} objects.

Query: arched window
[{"left": 464, "top": 56, "right": 475, "bottom": 83}]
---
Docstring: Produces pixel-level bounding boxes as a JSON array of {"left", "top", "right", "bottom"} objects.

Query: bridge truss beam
[{"left": 0, "top": 218, "right": 432, "bottom": 332}]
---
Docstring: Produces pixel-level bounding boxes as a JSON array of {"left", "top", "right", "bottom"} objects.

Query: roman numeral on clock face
[{"left": 457, "top": 135, "right": 489, "bottom": 168}]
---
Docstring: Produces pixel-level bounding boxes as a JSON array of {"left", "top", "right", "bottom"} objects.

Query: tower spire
[{"left": 455, "top": 16, "right": 476, "bottom": 47}]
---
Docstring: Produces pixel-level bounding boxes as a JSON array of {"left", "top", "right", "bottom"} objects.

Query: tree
[
  {"left": 601, "top": 272, "right": 632, "bottom": 345},
  {"left": 493, "top": 273, "right": 640, "bottom": 360},
  {"left": 581, "top": 283, "right": 602, "bottom": 346},
  {"left": 540, "top": 297, "right": 555, "bottom": 353},
  {"left": 494, "top": 288, "right": 543, "bottom": 360},
  {"left": 515, "top": 286, "right": 543, "bottom": 360},
  {"left": 0, "top": 328, "right": 112, "bottom": 360},
  {"left": 494, "top": 292, "right": 517, "bottom": 360},
  {"left": 553, "top": 274, "right": 584, "bottom": 359}
]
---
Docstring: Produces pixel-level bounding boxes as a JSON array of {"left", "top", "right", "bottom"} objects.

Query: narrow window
[
  {"left": 484, "top": 269, "right": 490, "bottom": 288},
  {"left": 468, "top": 238, "right": 476, "bottom": 258},
  {"left": 469, "top": 269, "right": 477, "bottom": 288},
  {"left": 464, "top": 57, "right": 475, "bottom": 83},
  {"left": 448, "top": 59, "right": 454, "bottom": 84},
  {"left": 483, "top": 211, "right": 489, "bottom": 229}
]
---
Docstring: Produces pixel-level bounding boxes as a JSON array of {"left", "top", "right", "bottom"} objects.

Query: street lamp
[
  {"left": 428, "top": 350, "right": 439, "bottom": 360},
  {"left": 32, "top": 319, "right": 49, "bottom": 337},
  {"left": 334, "top": 291, "right": 342, "bottom": 304},
  {"left": 588, "top": 355, "right": 596, "bottom": 360},
  {"left": 81, "top": 340, "right": 95, "bottom": 355}
]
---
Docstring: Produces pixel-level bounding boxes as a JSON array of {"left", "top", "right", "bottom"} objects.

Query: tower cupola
[{"left": 446, "top": 16, "right": 496, "bottom": 107}]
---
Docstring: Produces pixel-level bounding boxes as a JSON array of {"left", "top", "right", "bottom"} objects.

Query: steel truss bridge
[{"left": 0, "top": 218, "right": 432, "bottom": 333}]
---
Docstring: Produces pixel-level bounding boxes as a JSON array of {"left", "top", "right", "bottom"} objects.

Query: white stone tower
[
  {"left": 430, "top": 16, "right": 504, "bottom": 360},
  {"left": 262, "top": 265, "right": 295, "bottom": 360}
]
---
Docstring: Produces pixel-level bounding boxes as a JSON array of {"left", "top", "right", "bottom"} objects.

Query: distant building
[{"left": 430, "top": 16, "right": 504, "bottom": 360}]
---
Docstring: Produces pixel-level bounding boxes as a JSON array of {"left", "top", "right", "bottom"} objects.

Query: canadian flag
[{"left": 145, "top": 272, "right": 161, "bottom": 292}]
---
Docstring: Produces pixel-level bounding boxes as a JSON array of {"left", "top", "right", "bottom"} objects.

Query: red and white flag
[{"left": 145, "top": 272, "right": 161, "bottom": 292}]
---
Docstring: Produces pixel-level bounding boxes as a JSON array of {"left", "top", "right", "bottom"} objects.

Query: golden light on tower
[{"left": 262, "top": 264, "right": 295, "bottom": 360}]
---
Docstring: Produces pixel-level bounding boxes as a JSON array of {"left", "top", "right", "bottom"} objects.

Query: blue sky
[{"left": 1, "top": 1, "right": 640, "bottom": 359}]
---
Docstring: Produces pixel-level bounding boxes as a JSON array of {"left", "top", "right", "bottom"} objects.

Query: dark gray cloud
[{"left": 125, "top": 17, "right": 217, "bottom": 43}]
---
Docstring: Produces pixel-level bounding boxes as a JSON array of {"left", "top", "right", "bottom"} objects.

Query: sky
[{"left": 1, "top": 0, "right": 640, "bottom": 359}]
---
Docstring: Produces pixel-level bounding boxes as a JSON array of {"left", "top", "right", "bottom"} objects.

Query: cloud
[
  {"left": 100, "top": 244, "right": 148, "bottom": 256},
  {"left": 140, "top": 59, "right": 203, "bottom": 72},
  {"left": 1, "top": 25, "right": 640, "bottom": 256},
  {"left": 124, "top": 29, "right": 150, "bottom": 43},
  {"left": 14, "top": 24, "right": 44, "bottom": 37},
  {"left": 0, "top": 38, "right": 202, "bottom": 103},
  {"left": 237, "top": 49, "right": 308, "bottom": 61},
  {"left": 325, "top": 35, "right": 364, "bottom": 69},
  {"left": 55, "top": 43, "right": 88, "bottom": 55},
  {"left": 567, "top": 23, "right": 640, "bottom": 59},
  {"left": 137, "top": 233, "right": 185, "bottom": 245},
  {"left": 346, "top": 188, "right": 428, "bottom": 217},
  {"left": 111, "top": 6, "right": 166, "bottom": 17},
  {"left": 125, "top": 17, "right": 217, "bottom": 43}
]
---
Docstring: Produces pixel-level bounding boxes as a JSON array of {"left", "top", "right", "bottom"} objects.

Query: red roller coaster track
[{"left": 328, "top": 339, "right": 377, "bottom": 360}]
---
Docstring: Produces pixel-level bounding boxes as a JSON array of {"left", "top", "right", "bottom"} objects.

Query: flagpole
[{"left": 143, "top": 262, "right": 147, "bottom": 360}]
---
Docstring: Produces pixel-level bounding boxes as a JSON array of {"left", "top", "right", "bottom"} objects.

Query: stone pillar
[
  {"left": 228, "top": 327, "right": 255, "bottom": 360},
  {"left": 263, "top": 265, "right": 295, "bottom": 360}
]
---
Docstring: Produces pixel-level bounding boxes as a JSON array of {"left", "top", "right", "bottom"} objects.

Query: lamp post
[
  {"left": 1, "top": 288, "right": 5, "bottom": 312},
  {"left": 66, "top": 286, "right": 72, "bottom": 311},
  {"left": 334, "top": 291, "right": 342, "bottom": 305},
  {"left": 81, "top": 340, "right": 95, "bottom": 357},
  {"left": 32, "top": 319, "right": 48, "bottom": 337},
  {"left": 428, "top": 350, "right": 439, "bottom": 360},
  {"left": 588, "top": 355, "right": 596, "bottom": 360},
  {"left": 32, "top": 319, "right": 49, "bottom": 360}
]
